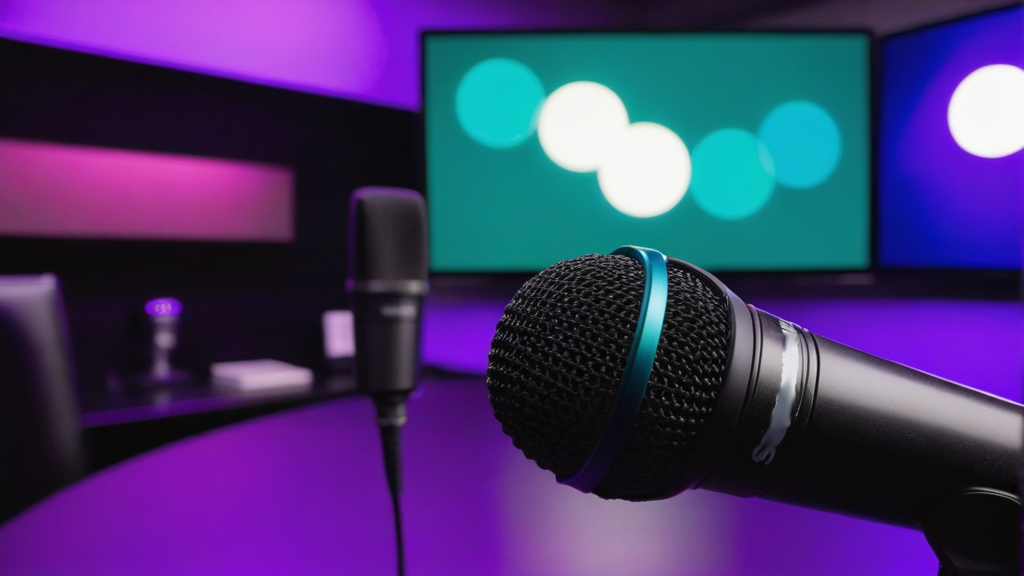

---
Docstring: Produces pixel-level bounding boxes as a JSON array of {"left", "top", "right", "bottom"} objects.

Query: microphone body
[
  {"left": 347, "top": 187, "right": 428, "bottom": 403},
  {"left": 693, "top": 294, "right": 1021, "bottom": 529},
  {"left": 350, "top": 289, "right": 424, "bottom": 399}
]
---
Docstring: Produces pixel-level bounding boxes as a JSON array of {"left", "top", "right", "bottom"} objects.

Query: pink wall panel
[{"left": 0, "top": 138, "right": 294, "bottom": 242}]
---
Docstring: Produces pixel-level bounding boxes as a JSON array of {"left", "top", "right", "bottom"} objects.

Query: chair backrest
[{"left": 0, "top": 274, "right": 86, "bottom": 523}]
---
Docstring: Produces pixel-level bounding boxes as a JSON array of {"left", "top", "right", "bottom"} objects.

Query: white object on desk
[
  {"left": 322, "top": 310, "right": 355, "bottom": 359},
  {"left": 211, "top": 359, "right": 314, "bottom": 391}
]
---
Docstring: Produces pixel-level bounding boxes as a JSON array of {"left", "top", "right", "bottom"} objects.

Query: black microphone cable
[{"left": 374, "top": 393, "right": 408, "bottom": 576}]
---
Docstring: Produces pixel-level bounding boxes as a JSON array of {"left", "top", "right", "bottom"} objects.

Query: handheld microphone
[{"left": 487, "top": 247, "right": 1022, "bottom": 575}]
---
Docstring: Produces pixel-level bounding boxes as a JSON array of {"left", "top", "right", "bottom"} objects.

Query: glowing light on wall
[
  {"left": 0, "top": 0, "right": 624, "bottom": 110},
  {"left": 0, "top": 138, "right": 295, "bottom": 242},
  {"left": 0, "top": 0, "right": 387, "bottom": 103},
  {"left": 948, "top": 64, "right": 1024, "bottom": 158}
]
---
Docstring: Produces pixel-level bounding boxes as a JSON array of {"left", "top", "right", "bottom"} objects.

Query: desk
[
  {"left": 0, "top": 376, "right": 938, "bottom": 576},
  {"left": 1, "top": 297, "right": 1020, "bottom": 575},
  {"left": 79, "top": 374, "right": 358, "bottom": 470}
]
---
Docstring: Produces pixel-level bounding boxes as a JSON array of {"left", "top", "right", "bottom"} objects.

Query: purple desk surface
[{"left": 1, "top": 297, "right": 1021, "bottom": 576}]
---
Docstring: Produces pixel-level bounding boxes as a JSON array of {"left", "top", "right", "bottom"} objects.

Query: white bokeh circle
[
  {"left": 596, "top": 122, "right": 691, "bottom": 218},
  {"left": 537, "top": 81, "right": 629, "bottom": 172},
  {"left": 948, "top": 64, "right": 1024, "bottom": 158}
]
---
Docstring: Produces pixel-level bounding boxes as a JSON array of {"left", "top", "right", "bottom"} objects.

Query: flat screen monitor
[
  {"left": 878, "top": 5, "right": 1024, "bottom": 270},
  {"left": 423, "top": 31, "right": 871, "bottom": 273}
]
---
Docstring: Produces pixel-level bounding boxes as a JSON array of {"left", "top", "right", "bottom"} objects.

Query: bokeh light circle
[
  {"left": 537, "top": 81, "right": 630, "bottom": 172},
  {"left": 690, "top": 129, "right": 775, "bottom": 220},
  {"left": 455, "top": 58, "right": 546, "bottom": 149},
  {"left": 596, "top": 122, "right": 692, "bottom": 218},
  {"left": 758, "top": 100, "right": 842, "bottom": 189},
  {"left": 948, "top": 64, "right": 1024, "bottom": 158}
]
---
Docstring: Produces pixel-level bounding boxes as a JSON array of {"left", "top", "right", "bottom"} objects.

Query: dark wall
[{"left": 0, "top": 39, "right": 419, "bottom": 392}]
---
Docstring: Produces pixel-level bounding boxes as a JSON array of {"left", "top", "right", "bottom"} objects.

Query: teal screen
[{"left": 424, "top": 32, "right": 870, "bottom": 273}]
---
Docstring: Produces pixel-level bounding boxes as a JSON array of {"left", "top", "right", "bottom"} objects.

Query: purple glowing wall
[
  {"left": 0, "top": 138, "right": 294, "bottom": 242},
  {"left": 0, "top": 0, "right": 624, "bottom": 110}
]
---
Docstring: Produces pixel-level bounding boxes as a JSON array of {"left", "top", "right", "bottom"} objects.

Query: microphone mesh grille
[{"left": 487, "top": 253, "right": 731, "bottom": 501}]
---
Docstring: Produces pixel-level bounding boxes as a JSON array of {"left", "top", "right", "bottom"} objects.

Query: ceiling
[{"left": 618, "top": 0, "right": 1021, "bottom": 35}]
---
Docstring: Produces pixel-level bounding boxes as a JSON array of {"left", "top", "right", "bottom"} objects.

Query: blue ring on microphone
[{"left": 558, "top": 246, "right": 668, "bottom": 493}]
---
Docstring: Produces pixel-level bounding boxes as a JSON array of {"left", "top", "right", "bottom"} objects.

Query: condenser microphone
[
  {"left": 347, "top": 186, "right": 428, "bottom": 576},
  {"left": 487, "top": 246, "right": 1022, "bottom": 576},
  {"left": 347, "top": 186, "right": 428, "bottom": 413}
]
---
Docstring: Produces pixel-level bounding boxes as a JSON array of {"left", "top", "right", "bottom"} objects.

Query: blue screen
[{"left": 879, "top": 6, "right": 1024, "bottom": 270}]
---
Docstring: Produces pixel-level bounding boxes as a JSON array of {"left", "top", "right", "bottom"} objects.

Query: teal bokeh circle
[
  {"left": 455, "top": 58, "right": 546, "bottom": 149},
  {"left": 690, "top": 129, "right": 776, "bottom": 220},
  {"left": 758, "top": 100, "right": 842, "bottom": 189}
]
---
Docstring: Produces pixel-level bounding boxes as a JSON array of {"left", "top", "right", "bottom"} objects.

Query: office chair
[{"left": 0, "top": 274, "right": 86, "bottom": 524}]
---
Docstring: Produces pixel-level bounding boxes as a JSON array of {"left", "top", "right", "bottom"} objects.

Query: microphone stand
[
  {"left": 373, "top": 392, "right": 409, "bottom": 576},
  {"left": 346, "top": 186, "right": 428, "bottom": 576}
]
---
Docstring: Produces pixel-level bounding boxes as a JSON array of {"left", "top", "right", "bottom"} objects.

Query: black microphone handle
[
  {"left": 769, "top": 322, "right": 1019, "bottom": 527},
  {"left": 351, "top": 291, "right": 423, "bottom": 396},
  {"left": 685, "top": 298, "right": 1022, "bottom": 529}
]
